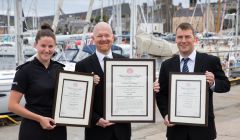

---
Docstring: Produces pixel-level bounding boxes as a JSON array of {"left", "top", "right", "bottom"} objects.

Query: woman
[{"left": 8, "top": 23, "right": 66, "bottom": 140}]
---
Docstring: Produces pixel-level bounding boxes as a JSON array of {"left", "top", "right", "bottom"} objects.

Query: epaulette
[
  {"left": 16, "top": 61, "right": 30, "bottom": 70},
  {"left": 53, "top": 61, "right": 65, "bottom": 67}
]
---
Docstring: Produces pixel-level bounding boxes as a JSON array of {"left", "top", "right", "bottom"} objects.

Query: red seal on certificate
[{"left": 127, "top": 68, "right": 134, "bottom": 74}]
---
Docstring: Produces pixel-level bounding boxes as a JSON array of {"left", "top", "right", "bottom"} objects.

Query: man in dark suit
[
  {"left": 156, "top": 22, "right": 230, "bottom": 140},
  {"left": 75, "top": 22, "right": 160, "bottom": 140},
  {"left": 75, "top": 22, "right": 131, "bottom": 140}
]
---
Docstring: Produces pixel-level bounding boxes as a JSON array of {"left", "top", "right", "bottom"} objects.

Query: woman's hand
[{"left": 39, "top": 116, "right": 56, "bottom": 130}]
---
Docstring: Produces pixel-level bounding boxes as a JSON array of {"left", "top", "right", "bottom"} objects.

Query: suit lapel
[
  {"left": 90, "top": 53, "right": 104, "bottom": 76},
  {"left": 112, "top": 53, "right": 120, "bottom": 58},
  {"left": 170, "top": 52, "right": 204, "bottom": 73},
  {"left": 89, "top": 52, "right": 119, "bottom": 76},
  {"left": 172, "top": 55, "right": 181, "bottom": 72},
  {"left": 194, "top": 52, "right": 204, "bottom": 72},
  {"left": 89, "top": 52, "right": 122, "bottom": 76}
]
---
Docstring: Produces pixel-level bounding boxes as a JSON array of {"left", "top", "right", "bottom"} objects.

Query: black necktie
[
  {"left": 103, "top": 56, "right": 109, "bottom": 61},
  {"left": 182, "top": 58, "right": 190, "bottom": 72}
]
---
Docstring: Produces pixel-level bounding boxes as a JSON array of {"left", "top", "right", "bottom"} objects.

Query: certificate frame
[
  {"left": 104, "top": 59, "right": 155, "bottom": 122},
  {"left": 53, "top": 70, "right": 94, "bottom": 127},
  {"left": 169, "top": 72, "right": 208, "bottom": 126}
]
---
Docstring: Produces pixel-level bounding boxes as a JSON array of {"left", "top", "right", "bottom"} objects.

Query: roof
[{"left": 175, "top": 4, "right": 203, "bottom": 17}]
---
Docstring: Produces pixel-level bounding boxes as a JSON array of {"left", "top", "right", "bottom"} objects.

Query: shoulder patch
[{"left": 12, "top": 81, "right": 18, "bottom": 86}]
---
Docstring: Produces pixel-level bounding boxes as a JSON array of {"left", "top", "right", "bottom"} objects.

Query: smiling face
[
  {"left": 92, "top": 22, "right": 114, "bottom": 55},
  {"left": 35, "top": 36, "right": 56, "bottom": 64},
  {"left": 175, "top": 28, "right": 196, "bottom": 57}
]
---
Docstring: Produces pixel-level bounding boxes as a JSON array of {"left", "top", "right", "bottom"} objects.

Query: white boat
[
  {"left": 0, "top": 70, "right": 25, "bottom": 114},
  {"left": 0, "top": 70, "right": 15, "bottom": 114},
  {"left": 0, "top": 41, "right": 36, "bottom": 70},
  {"left": 0, "top": 42, "right": 16, "bottom": 70},
  {"left": 0, "top": 41, "right": 35, "bottom": 114},
  {"left": 135, "top": 29, "right": 178, "bottom": 57}
]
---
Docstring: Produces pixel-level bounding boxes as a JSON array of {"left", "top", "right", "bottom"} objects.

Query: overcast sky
[
  {"left": 0, "top": 0, "right": 219, "bottom": 17},
  {"left": 0, "top": 0, "right": 104, "bottom": 16}
]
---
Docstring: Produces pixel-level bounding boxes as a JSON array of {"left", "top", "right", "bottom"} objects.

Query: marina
[{"left": 0, "top": 0, "right": 240, "bottom": 139}]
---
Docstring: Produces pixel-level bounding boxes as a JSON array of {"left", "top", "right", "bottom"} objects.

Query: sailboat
[
  {"left": 0, "top": 0, "right": 27, "bottom": 114},
  {"left": 135, "top": 29, "right": 178, "bottom": 57}
]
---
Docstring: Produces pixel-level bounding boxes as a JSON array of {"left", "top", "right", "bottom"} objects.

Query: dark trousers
[
  {"left": 111, "top": 132, "right": 130, "bottom": 140},
  {"left": 185, "top": 137, "right": 214, "bottom": 140},
  {"left": 85, "top": 124, "right": 131, "bottom": 140},
  {"left": 168, "top": 137, "right": 215, "bottom": 140},
  {"left": 19, "top": 118, "right": 66, "bottom": 140}
]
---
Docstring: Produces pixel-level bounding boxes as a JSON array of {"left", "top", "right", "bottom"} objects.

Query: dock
[{"left": 0, "top": 85, "right": 240, "bottom": 140}]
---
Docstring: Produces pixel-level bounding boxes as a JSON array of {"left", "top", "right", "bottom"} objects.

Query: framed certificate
[
  {"left": 169, "top": 73, "right": 208, "bottom": 126},
  {"left": 104, "top": 59, "right": 155, "bottom": 122},
  {"left": 53, "top": 71, "right": 94, "bottom": 127}
]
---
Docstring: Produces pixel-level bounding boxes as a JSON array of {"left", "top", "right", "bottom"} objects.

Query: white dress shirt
[
  {"left": 179, "top": 50, "right": 215, "bottom": 91},
  {"left": 96, "top": 49, "right": 113, "bottom": 71},
  {"left": 179, "top": 50, "right": 196, "bottom": 72}
]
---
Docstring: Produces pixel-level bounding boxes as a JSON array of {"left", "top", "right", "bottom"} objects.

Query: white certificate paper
[
  {"left": 112, "top": 66, "right": 147, "bottom": 116},
  {"left": 53, "top": 71, "right": 94, "bottom": 126},
  {"left": 105, "top": 59, "right": 155, "bottom": 122},
  {"left": 169, "top": 73, "right": 208, "bottom": 126},
  {"left": 176, "top": 80, "right": 201, "bottom": 117},
  {"left": 60, "top": 80, "right": 87, "bottom": 118}
]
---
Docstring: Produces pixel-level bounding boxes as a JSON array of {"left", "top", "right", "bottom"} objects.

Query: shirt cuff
[{"left": 210, "top": 81, "right": 215, "bottom": 91}]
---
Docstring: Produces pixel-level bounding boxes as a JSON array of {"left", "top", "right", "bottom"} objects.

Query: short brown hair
[{"left": 176, "top": 22, "right": 195, "bottom": 35}]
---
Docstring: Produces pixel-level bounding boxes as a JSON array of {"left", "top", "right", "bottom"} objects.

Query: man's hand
[
  {"left": 164, "top": 115, "right": 175, "bottom": 127},
  {"left": 92, "top": 72, "right": 100, "bottom": 85},
  {"left": 96, "top": 118, "right": 115, "bottom": 128},
  {"left": 153, "top": 80, "right": 160, "bottom": 93},
  {"left": 205, "top": 71, "right": 215, "bottom": 87}
]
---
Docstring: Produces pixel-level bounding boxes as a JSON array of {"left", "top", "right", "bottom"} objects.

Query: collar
[
  {"left": 96, "top": 49, "right": 113, "bottom": 61},
  {"left": 179, "top": 50, "right": 196, "bottom": 62},
  {"left": 33, "top": 57, "right": 53, "bottom": 68}
]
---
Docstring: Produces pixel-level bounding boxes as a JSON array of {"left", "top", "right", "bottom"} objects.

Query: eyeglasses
[{"left": 176, "top": 35, "right": 193, "bottom": 41}]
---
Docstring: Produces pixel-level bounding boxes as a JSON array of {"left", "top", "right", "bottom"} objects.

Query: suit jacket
[
  {"left": 156, "top": 52, "right": 230, "bottom": 140},
  {"left": 75, "top": 53, "right": 131, "bottom": 140}
]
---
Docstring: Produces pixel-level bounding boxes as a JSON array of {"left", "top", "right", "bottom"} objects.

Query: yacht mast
[
  {"left": 100, "top": 0, "right": 103, "bottom": 21},
  {"left": 116, "top": 0, "right": 122, "bottom": 44},
  {"left": 80, "top": 0, "right": 94, "bottom": 48},
  {"left": 190, "top": 0, "right": 198, "bottom": 24},
  {"left": 14, "top": 0, "right": 24, "bottom": 65},
  {"left": 130, "top": 0, "right": 137, "bottom": 58},
  {"left": 236, "top": 0, "right": 239, "bottom": 38},
  {"left": 52, "top": 0, "right": 64, "bottom": 33},
  {"left": 220, "top": 0, "right": 227, "bottom": 32},
  {"left": 216, "top": 0, "right": 221, "bottom": 33},
  {"left": 32, "top": 0, "right": 38, "bottom": 30},
  {"left": 206, "top": 0, "right": 210, "bottom": 34},
  {"left": 82, "top": 0, "right": 94, "bottom": 34},
  {"left": 7, "top": 0, "right": 11, "bottom": 33}
]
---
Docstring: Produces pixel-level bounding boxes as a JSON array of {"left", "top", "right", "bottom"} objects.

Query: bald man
[{"left": 75, "top": 22, "right": 131, "bottom": 140}]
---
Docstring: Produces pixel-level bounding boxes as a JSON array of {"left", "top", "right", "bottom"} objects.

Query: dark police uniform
[{"left": 11, "top": 57, "right": 66, "bottom": 140}]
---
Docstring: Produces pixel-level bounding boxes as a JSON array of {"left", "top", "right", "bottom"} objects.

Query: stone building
[{"left": 172, "top": 4, "right": 215, "bottom": 33}]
